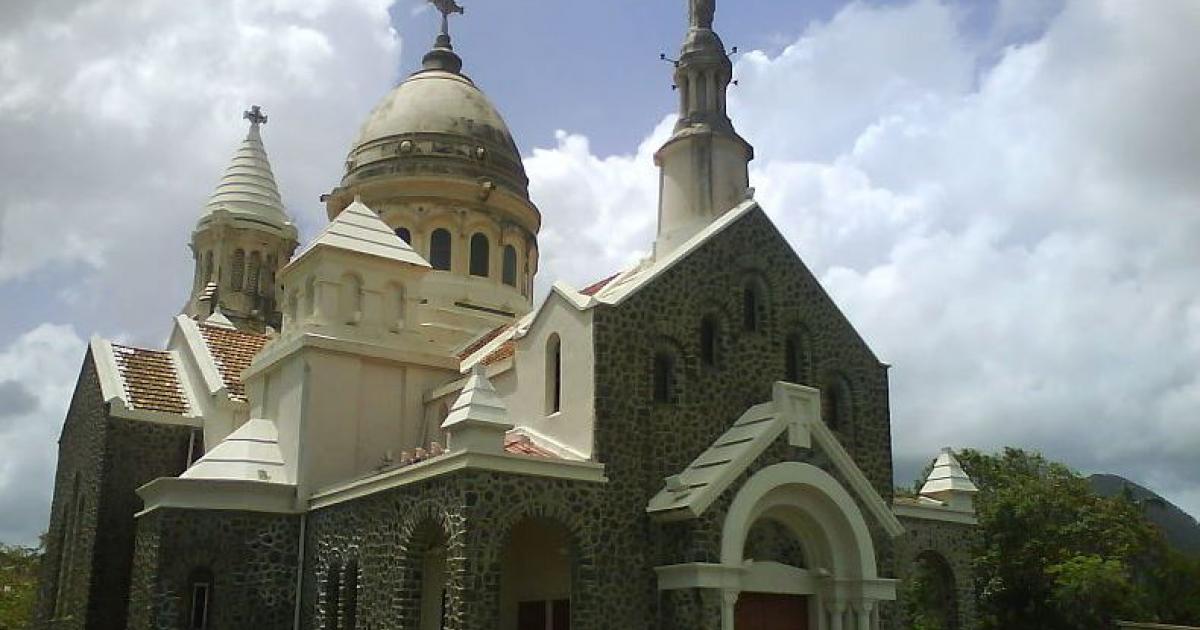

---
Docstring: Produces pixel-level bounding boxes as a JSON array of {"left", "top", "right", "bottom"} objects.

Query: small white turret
[
  {"left": 441, "top": 364, "right": 513, "bottom": 455},
  {"left": 919, "top": 447, "right": 979, "bottom": 513}
]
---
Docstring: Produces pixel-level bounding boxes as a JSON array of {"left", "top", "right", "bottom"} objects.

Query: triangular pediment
[
  {"left": 292, "top": 199, "right": 430, "bottom": 269},
  {"left": 647, "top": 382, "right": 905, "bottom": 538}
]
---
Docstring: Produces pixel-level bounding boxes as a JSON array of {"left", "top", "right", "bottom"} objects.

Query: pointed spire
[
  {"left": 201, "top": 105, "right": 291, "bottom": 230},
  {"left": 441, "top": 364, "right": 513, "bottom": 454}
]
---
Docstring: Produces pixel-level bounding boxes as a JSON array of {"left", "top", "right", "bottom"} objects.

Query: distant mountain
[{"left": 1089, "top": 473, "right": 1200, "bottom": 556}]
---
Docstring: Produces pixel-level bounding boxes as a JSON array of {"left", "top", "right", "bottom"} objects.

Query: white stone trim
[
  {"left": 245, "top": 331, "right": 458, "bottom": 381},
  {"left": 892, "top": 500, "right": 978, "bottom": 525},
  {"left": 109, "top": 405, "right": 203, "bottom": 427},
  {"left": 308, "top": 450, "right": 607, "bottom": 510},
  {"left": 174, "top": 314, "right": 228, "bottom": 397},
  {"left": 508, "top": 426, "right": 588, "bottom": 461},
  {"left": 136, "top": 477, "right": 299, "bottom": 516},
  {"left": 89, "top": 336, "right": 127, "bottom": 406}
]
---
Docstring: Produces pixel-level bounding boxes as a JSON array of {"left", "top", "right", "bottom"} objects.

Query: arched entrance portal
[
  {"left": 720, "top": 462, "right": 895, "bottom": 630},
  {"left": 499, "top": 518, "right": 572, "bottom": 630}
]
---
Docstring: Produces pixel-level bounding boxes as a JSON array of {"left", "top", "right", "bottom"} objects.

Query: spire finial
[
  {"left": 243, "top": 105, "right": 268, "bottom": 127},
  {"left": 689, "top": 0, "right": 715, "bottom": 29},
  {"left": 421, "top": 0, "right": 465, "bottom": 74},
  {"left": 430, "top": 0, "right": 465, "bottom": 40}
]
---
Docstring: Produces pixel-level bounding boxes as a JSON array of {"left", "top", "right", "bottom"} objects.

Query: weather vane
[
  {"left": 243, "top": 105, "right": 268, "bottom": 126},
  {"left": 430, "top": 0, "right": 465, "bottom": 38}
]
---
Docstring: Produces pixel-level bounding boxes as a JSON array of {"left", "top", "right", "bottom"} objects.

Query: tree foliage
[
  {"left": 0, "top": 542, "right": 40, "bottom": 630},
  {"left": 949, "top": 447, "right": 1200, "bottom": 630}
]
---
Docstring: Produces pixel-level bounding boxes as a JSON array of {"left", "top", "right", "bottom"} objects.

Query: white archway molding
[
  {"left": 721, "top": 462, "right": 877, "bottom": 579},
  {"left": 656, "top": 462, "right": 896, "bottom": 630}
]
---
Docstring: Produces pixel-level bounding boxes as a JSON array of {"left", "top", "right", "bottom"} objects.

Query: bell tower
[
  {"left": 185, "top": 106, "right": 299, "bottom": 332},
  {"left": 654, "top": 0, "right": 754, "bottom": 258}
]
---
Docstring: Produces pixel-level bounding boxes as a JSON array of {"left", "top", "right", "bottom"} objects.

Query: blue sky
[{"left": 1, "top": 0, "right": 1198, "bottom": 546}]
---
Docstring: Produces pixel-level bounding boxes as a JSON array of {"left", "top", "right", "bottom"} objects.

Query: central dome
[{"left": 340, "top": 46, "right": 530, "bottom": 203}]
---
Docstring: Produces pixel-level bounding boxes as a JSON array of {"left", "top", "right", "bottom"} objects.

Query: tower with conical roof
[
  {"left": 322, "top": 6, "right": 540, "bottom": 348},
  {"left": 654, "top": 0, "right": 754, "bottom": 257},
  {"left": 186, "top": 106, "right": 300, "bottom": 332}
]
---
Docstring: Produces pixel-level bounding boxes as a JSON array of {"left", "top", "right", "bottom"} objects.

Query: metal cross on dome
[
  {"left": 430, "top": 0, "right": 465, "bottom": 37},
  {"left": 243, "top": 105, "right": 268, "bottom": 126}
]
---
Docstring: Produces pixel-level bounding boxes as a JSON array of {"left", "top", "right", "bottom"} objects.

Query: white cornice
[
  {"left": 245, "top": 331, "right": 458, "bottom": 381},
  {"left": 308, "top": 450, "right": 607, "bottom": 510},
  {"left": 89, "top": 336, "right": 127, "bottom": 406},
  {"left": 136, "top": 477, "right": 299, "bottom": 516},
  {"left": 892, "top": 500, "right": 978, "bottom": 525}
]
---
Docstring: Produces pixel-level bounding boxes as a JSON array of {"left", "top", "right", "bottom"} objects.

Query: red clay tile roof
[
  {"left": 110, "top": 345, "right": 189, "bottom": 415},
  {"left": 457, "top": 325, "right": 511, "bottom": 360},
  {"left": 503, "top": 434, "right": 557, "bottom": 458},
  {"left": 197, "top": 323, "right": 270, "bottom": 402},
  {"left": 579, "top": 273, "right": 619, "bottom": 296},
  {"left": 480, "top": 340, "right": 516, "bottom": 366}
]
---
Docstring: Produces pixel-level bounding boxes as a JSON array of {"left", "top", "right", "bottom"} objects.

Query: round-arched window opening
[
  {"left": 395, "top": 227, "right": 412, "bottom": 245},
  {"left": 430, "top": 229, "right": 452, "bottom": 271},
  {"left": 469, "top": 233, "right": 490, "bottom": 277}
]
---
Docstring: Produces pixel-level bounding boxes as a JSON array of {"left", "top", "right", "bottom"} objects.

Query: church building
[{"left": 33, "top": 2, "right": 980, "bottom": 629}]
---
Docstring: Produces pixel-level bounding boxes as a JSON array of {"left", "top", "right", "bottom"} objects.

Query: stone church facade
[{"left": 33, "top": 2, "right": 979, "bottom": 629}]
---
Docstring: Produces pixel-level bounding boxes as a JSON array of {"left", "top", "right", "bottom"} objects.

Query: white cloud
[
  {"left": 524, "top": 0, "right": 1200, "bottom": 517},
  {"left": 0, "top": 0, "right": 398, "bottom": 336},
  {"left": 0, "top": 324, "right": 85, "bottom": 546}
]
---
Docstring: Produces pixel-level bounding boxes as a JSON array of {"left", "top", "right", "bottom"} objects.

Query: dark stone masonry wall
[
  {"left": 127, "top": 508, "right": 301, "bottom": 630},
  {"left": 591, "top": 207, "right": 899, "bottom": 626},
  {"left": 32, "top": 352, "right": 194, "bottom": 630},
  {"left": 895, "top": 516, "right": 979, "bottom": 630},
  {"left": 32, "top": 354, "right": 107, "bottom": 630},
  {"left": 300, "top": 469, "right": 606, "bottom": 630}
]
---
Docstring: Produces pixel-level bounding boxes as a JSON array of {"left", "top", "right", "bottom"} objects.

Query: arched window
[
  {"left": 342, "top": 559, "right": 359, "bottom": 630},
  {"left": 821, "top": 376, "right": 852, "bottom": 431},
  {"left": 700, "top": 315, "right": 719, "bottom": 367},
  {"left": 395, "top": 227, "right": 412, "bottom": 245},
  {"left": 203, "top": 252, "right": 214, "bottom": 284},
  {"left": 231, "top": 249, "right": 245, "bottom": 291},
  {"left": 546, "top": 334, "right": 562, "bottom": 414},
  {"left": 340, "top": 274, "right": 363, "bottom": 325},
  {"left": 187, "top": 567, "right": 214, "bottom": 630},
  {"left": 324, "top": 561, "right": 342, "bottom": 630},
  {"left": 785, "top": 332, "right": 810, "bottom": 385},
  {"left": 246, "top": 252, "right": 262, "bottom": 295},
  {"left": 743, "top": 278, "right": 766, "bottom": 332},
  {"left": 430, "top": 228, "right": 452, "bottom": 271},
  {"left": 653, "top": 351, "right": 676, "bottom": 404},
  {"left": 469, "top": 233, "right": 490, "bottom": 277},
  {"left": 502, "top": 245, "right": 518, "bottom": 287}
]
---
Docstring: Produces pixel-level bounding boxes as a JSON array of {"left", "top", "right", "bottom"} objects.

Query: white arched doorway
[{"left": 716, "top": 462, "right": 894, "bottom": 630}]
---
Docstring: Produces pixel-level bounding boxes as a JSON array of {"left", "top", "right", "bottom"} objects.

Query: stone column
[
  {"left": 828, "top": 601, "right": 846, "bottom": 630},
  {"left": 720, "top": 589, "right": 739, "bottom": 630}
]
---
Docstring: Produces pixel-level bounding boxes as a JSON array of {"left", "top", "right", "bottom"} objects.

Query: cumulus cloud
[
  {"left": 525, "top": 0, "right": 1200, "bottom": 516},
  {"left": 0, "top": 325, "right": 85, "bottom": 546},
  {"left": 0, "top": 0, "right": 399, "bottom": 544},
  {"left": 0, "top": 0, "right": 398, "bottom": 338}
]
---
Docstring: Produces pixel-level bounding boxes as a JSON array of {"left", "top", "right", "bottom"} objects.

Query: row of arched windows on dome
[{"left": 398, "top": 227, "right": 523, "bottom": 288}]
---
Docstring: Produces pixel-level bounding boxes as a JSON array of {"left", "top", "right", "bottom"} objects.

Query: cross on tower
[
  {"left": 243, "top": 105, "right": 268, "bottom": 127},
  {"left": 430, "top": 0, "right": 465, "bottom": 37}
]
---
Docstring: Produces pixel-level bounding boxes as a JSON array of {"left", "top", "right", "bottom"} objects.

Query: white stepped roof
[
  {"left": 442, "top": 364, "right": 512, "bottom": 430},
  {"left": 920, "top": 448, "right": 979, "bottom": 496},
  {"left": 202, "top": 122, "right": 291, "bottom": 229},
  {"left": 182, "top": 418, "right": 289, "bottom": 484},
  {"left": 295, "top": 198, "right": 430, "bottom": 268}
]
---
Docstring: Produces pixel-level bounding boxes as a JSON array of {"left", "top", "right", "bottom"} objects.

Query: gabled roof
[
  {"left": 196, "top": 322, "right": 270, "bottom": 402},
  {"left": 583, "top": 199, "right": 759, "bottom": 306},
  {"left": 109, "top": 344, "right": 190, "bottom": 415},
  {"left": 647, "top": 382, "right": 905, "bottom": 537},
  {"left": 292, "top": 199, "right": 430, "bottom": 268}
]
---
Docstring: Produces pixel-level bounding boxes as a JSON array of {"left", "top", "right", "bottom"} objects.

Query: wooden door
[{"left": 735, "top": 593, "right": 809, "bottom": 630}]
